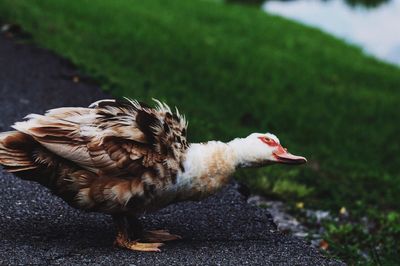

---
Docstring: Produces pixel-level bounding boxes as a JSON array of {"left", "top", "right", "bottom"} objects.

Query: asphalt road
[{"left": 0, "top": 35, "right": 343, "bottom": 265}]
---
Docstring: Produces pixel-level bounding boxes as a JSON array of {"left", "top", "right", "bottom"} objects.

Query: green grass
[{"left": 0, "top": 0, "right": 399, "bottom": 263}]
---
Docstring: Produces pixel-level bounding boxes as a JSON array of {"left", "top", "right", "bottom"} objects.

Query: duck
[{"left": 0, "top": 98, "right": 306, "bottom": 252}]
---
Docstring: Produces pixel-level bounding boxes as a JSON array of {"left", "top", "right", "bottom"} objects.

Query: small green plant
[
  {"left": 237, "top": 168, "right": 313, "bottom": 200},
  {"left": 272, "top": 179, "right": 313, "bottom": 198},
  {"left": 322, "top": 210, "right": 400, "bottom": 265}
]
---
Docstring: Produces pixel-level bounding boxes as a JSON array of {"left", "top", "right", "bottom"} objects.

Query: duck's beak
[{"left": 272, "top": 145, "right": 307, "bottom": 165}]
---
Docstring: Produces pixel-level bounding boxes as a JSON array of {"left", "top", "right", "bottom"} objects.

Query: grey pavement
[{"left": 0, "top": 35, "right": 343, "bottom": 265}]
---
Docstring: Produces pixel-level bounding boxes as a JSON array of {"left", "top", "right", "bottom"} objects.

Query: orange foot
[
  {"left": 114, "top": 232, "right": 164, "bottom": 252},
  {"left": 143, "top": 229, "right": 182, "bottom": 243}
]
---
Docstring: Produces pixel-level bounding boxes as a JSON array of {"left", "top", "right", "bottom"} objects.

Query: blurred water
[{"left": 263, "top": 0, "right": 400, "bottom": 66}]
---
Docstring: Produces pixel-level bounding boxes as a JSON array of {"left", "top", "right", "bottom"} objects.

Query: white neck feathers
[
  {"left": 175, "top": 140, "right": 238, "bottom": 200},
  {"left": 227, "top": 137, "right": 259, "bottom": 168}
]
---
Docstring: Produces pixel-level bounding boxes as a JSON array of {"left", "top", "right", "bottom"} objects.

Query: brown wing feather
[{"left": 11, "top": 98, "right": 188, "bottom": 181}]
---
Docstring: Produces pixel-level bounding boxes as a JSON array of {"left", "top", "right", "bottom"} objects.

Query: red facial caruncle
[{"left": 258, "top": 136, "right": 307, "bottom": 165}]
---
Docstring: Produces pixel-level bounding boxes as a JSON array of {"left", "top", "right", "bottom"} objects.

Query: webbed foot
[
  {"left": 143, "top": 229, "right": 182, "bottom": 242},
  {"left": 114, "top": 232, "right": 164, "bottom": 252}
]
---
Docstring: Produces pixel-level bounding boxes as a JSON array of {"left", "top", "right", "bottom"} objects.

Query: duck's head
[{"left": 229, "top": 133, "right": 307, "bottom": 168}]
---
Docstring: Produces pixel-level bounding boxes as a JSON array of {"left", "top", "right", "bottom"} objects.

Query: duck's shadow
[
  {"left": 1, "top": 185, "right": 271, "bottom": 251},
  {"left": 2, "top": 215, "right": 111, "bottom": 248},
  {"left": 1, "top": 210, "right": 206, "bottom": 251}
]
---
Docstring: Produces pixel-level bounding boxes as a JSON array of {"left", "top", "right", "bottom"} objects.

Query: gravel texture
[{"left": 0, "top": 35, "right": 344, "bottom": 265}]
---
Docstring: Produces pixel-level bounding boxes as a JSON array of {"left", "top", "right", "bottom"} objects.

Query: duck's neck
[{"left": 175, "top": 140, "right": 242, "bottom": 201}]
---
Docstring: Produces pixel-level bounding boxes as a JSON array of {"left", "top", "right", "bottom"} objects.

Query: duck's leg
[{"left": 112, "top": 214, "right": 163, "bottom": 252}]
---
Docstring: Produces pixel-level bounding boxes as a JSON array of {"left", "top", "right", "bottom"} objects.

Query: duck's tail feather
[
  {"left": 0, "top": 131, "right": 60, "bottom": 185},
  {"left": 0, "top": 131, "right": 38, "bottom": 173},
  {"left": 0, "top": 131, "right": 86, "bottom": 205}
]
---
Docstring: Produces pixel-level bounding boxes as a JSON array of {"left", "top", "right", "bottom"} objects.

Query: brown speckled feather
[{"left": 0, "top": 99, "right": 188, "bottom": 213}]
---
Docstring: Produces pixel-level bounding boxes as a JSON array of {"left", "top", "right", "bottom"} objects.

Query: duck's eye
[
  {"left": 264, "top": 137, "right": 274, "bottom": 144},
  {"left": 258, "top": 136, "right": 277, "bottom": 146}
]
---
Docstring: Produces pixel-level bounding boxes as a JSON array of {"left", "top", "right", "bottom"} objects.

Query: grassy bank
[{"left": 0, "top": 0, "right": 399, "bottom": 263}]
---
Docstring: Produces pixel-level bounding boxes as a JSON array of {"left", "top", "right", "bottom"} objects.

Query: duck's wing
[{"left": 12, "top": 99, "right": 189, "bottom": 178}]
